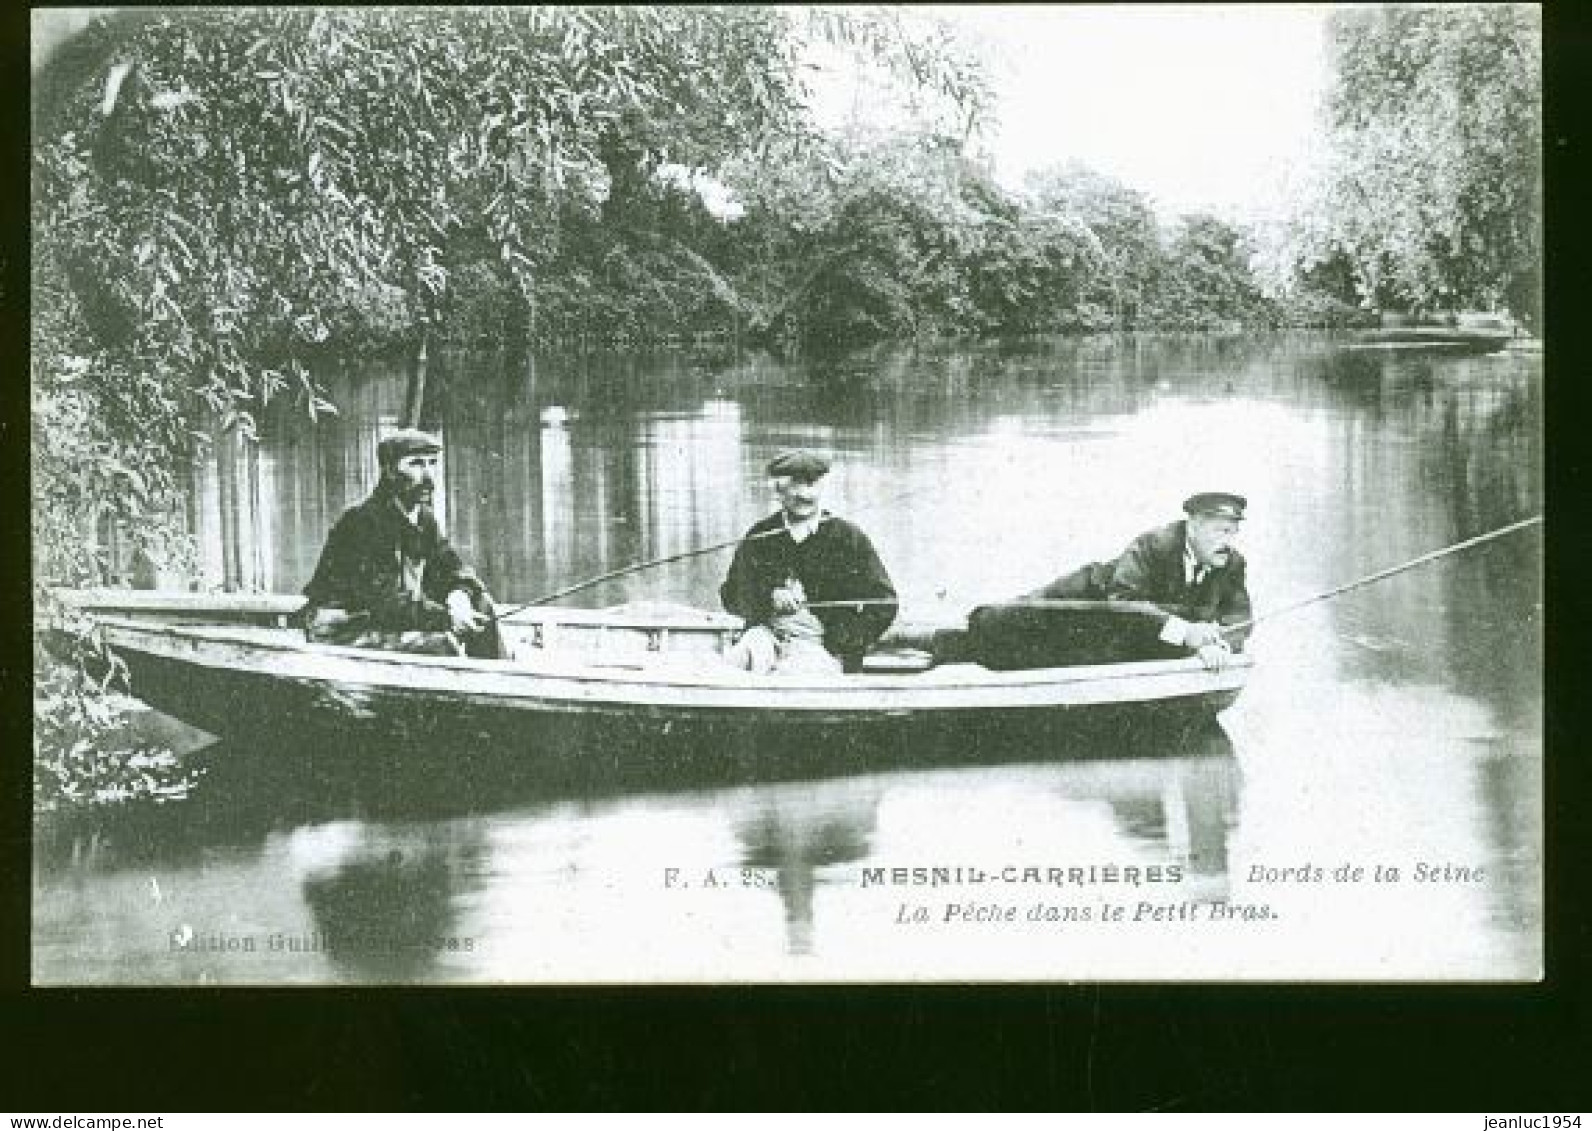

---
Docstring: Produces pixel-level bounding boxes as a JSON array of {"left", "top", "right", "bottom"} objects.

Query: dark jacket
[
  {"left": 302, "top": 485, "right": 484, "bottom": 633},
  {"left": 720, "top": 511, "right": 898, "bottom": 669},
  {"left": 1027, "top": 520, "right": 1252, "bottom": 648}
]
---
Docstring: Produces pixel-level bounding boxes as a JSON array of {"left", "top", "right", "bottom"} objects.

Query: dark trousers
[{"left": 305, "top": 592, "right": 507, "bottom": 660}]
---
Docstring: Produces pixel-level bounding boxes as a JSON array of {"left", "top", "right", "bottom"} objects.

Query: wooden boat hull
[
  {"left": 1345, "top": 328, "right": 1512, "bottom": 354},
  {"left": 59, "top": 591, "right": 1250, "bottom": 781}
]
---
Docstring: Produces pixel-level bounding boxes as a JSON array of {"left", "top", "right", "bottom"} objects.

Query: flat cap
[
  {"left": 1183, "top": 492, "right": 1247, "bottom": 521},
  {"left": 766, "top": 448, "right": 831, "bottom": 481},
  {"left": 378, "top": 428, "right": 443, "bottom": 466}
]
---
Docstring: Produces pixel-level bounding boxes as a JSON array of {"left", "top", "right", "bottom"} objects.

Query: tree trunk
[
  {"left": 402, "top": 328, "right": 430, "bottom": 427},
  {"left": 598, "top": 127, "right": 648, "bottom": 229}
]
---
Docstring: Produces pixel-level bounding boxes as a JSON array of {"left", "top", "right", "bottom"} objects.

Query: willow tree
[
  {"left": 33, "top": 4, "right": 988, "bottom": 584},
  {"left": 1271, "top": 5, "right": 1540, "bottom": 323}
]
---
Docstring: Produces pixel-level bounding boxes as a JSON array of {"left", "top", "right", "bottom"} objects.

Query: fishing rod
[
  {"left": 1216, "top": 513, "right": 1542, "bottom": 638},
  {"left": 797, "top": 516, "right": 1544, "bottom": 629},
  {"left": 493, "top": 527, "right": 777, "bottom": 619},
  {"left": 490, "top": 484, "right": 924, "bottom": 622},
  {"left": 495, "top": 508, "right": 1542, "bottom": 629}
]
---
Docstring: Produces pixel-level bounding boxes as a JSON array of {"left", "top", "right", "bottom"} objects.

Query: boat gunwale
[{"left": 54, "top": 588, "right": 747, "bottom": 630}]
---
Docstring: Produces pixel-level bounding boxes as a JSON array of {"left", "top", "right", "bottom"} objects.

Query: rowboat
[
  {"left": 51, "top": 590, "right": 1250, "bottom": 781},
  {"left": 1344, "top": 327, "right": 1513, "bottom": 354}
]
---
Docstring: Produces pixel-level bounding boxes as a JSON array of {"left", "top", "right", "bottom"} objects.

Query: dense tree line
[
  {"left": 1257, "top": 5, "right": 1540, "bottom": 327},
  {"left": 441, "top": 141, "right": 1327, "bottom": 351},
  {"left": 33, "top": 8, "right": 981, "bottom": 576},
  {"left": 31, "top": 5, "right": 1542, "bottom": 592}
]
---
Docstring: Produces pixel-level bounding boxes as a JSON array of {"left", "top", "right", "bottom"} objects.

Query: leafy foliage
[
  {"left": 719, "top": 142, "right": 1289, "bottom": 345},
  {"left": 1147, "top": 214, "right": 1278, "bottom": 331},
  {"left": 1026, "top": 162, "right": 1163, "bottom": 329},
  {"left": 1262, "top": 5, "right": 1540, "bottom": 323},
  {"left": 34, "top": 5, "right": 989, "bottom": 440},
  {"left": 34, "top": 596, "right": 203, "bottom": 813}
]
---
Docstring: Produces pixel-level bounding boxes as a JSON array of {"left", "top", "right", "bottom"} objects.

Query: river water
[{"left": 33, "top": 332, "right": 1543, "bottom": 983}]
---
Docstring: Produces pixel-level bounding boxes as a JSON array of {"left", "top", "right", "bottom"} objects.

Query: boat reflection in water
[
  {"left": 725, "top": 723, "right": 1240, "bottom": 959},
  {"left": 1073, "top": 723, "right": 1241, "bottom": 898},
  {"left": 287, "top": 821, "right": 489, "bottom": 983},
  {"left": 32, "top": 714, "right": 1241, "bottom": 983}
]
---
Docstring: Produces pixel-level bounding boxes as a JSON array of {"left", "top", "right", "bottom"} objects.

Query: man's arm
[
  {"left": 720, "top": 533, "right": 772, "bottom": 624},
  {"left": 1102, "top": 533, "right": 1214, "bottom": 649},
  {"left": 815, "top": 525, "right": 904, "bottom": 672},
  {"left": 422, "top": 531, "right": 486, "bottom": 604},
  {"left": 1213, "top": 559, "right": 1253, "bottom": 650},
  {"left": 424, "top": 532, "right": 494, "bottom": 636},
  {"left": 1100, "top": 533, "right": 1159, "bottom": 602},
  {"left": 302, "top": 513, "right": 372, "bottom": 611},
  {"left": 823, "top": 524, "right": 898, "bottom": 660},
  {"left": 1019, "top": 563, "right": 1098, "bottom": 602},
  {"left": 1102, "top": 534, "right": 1185, "bottom": 625}
]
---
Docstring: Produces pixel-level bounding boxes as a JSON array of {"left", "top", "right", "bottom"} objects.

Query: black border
[{"left": 4, "top": 1, "right": 1588, "bottom": 1112}]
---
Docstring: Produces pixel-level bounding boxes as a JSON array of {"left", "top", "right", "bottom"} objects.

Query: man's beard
[{"left": 389, "top": 477, "right": 433, "bottom": 509}]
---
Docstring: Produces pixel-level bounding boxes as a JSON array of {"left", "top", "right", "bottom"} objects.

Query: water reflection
[
  {"left": 291, "top": 821, "right": 487, "bottom": 983},
  {"left": 1114, "top": 724, "right": 1240, "bottom": 884},
  {"left": 40, "top": 332, "right": 1541, "bottom": 982},
  {"left": 733, "top": 782, "right": 881, "bottom": 956},
  {"left": 199, "top": 334, "right": 1541, "bottom": 641},
  {"left": 33, "top": 732, "right": 1246, "bottom": 982}
]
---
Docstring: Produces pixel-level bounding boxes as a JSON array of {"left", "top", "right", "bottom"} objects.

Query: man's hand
[
  {"left": 1196, "top": 641, "right": 1232, "bottom": 671},
  {"left": 1181, "top": 621, "right": 1228, "bottom": 649},
  {"left": 769, "top": 585, "right": 807, "bottom": 614},
  {"left": 446, "top": 590, "right": 489, "bottom": 636}
]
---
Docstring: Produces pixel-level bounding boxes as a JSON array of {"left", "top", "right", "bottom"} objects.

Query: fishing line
[
  {"left": 1217, "top": 514, "right": 1542, "bottom": 637},
  {"left": 492, "top": 482, "right": 925, "bottom": 620},
  {"left": 806, "top": 516, "right": 1544, "bottom": 632}
]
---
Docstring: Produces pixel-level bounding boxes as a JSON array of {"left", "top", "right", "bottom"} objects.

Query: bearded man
[{"left": 300, "top": 429, "right": 502, "bottom": 658}]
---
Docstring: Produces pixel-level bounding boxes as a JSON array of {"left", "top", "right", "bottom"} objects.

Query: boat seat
[{"left": 860, "top": 649, "right": 937, "bottom": 674}]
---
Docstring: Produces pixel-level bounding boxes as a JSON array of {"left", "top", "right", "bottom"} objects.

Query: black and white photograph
[{"left": 30, "top": 3, "right": 1543, "bottom": 986}]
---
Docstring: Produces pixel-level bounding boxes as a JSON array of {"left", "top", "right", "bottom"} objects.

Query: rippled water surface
[{"left": 34, "top": 333, "right": 1543, "bottom": 982}]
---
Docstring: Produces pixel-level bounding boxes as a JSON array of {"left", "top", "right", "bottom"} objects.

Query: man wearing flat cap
[
  {"left": 1014, "top": 492, "right": 1253, "bottom": 671},
  {"left": 300, "top": 428, "right": 503, "bottom": 657},
  {"left": 720, "top": 449, "right": 898, "bottom": 675}
]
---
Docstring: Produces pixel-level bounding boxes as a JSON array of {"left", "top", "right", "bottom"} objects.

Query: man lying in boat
[
  {"left": 720, "top": 449, "right": 898, "bottom": 675},
  {"left": 953, "top": 493, "right": 1253, "bottom": 672},
  {"left": 298, "top": 429, "right": 504, "bottom": 658}
]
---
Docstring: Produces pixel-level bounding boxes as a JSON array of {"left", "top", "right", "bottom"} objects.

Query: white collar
[
  {"left": 1183, "top": 542, "right": 1203, "bottom": 585},
  {"left": 784, "top": 511, "right": 825, "bottom": 543}
]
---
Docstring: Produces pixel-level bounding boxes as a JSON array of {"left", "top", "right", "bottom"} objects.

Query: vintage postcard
[{"left": 31, "top": 4, "right": 1542, "bottom": 985}]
